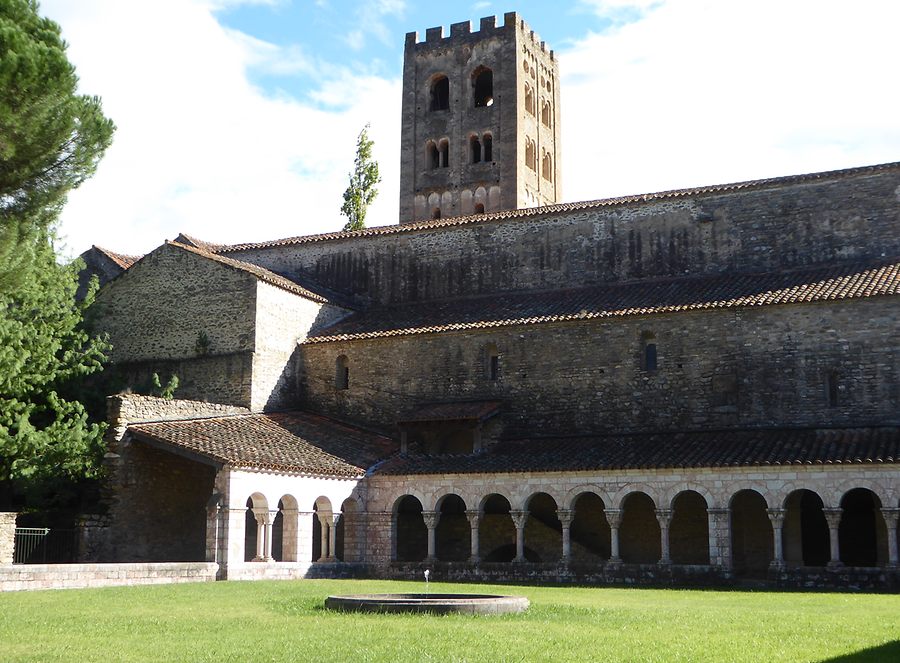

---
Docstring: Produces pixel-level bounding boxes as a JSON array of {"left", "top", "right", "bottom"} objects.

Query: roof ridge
[{"left": 210, "top": 160, "right": 900, "bottom": 253}]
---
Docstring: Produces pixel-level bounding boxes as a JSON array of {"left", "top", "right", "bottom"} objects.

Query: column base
[
  {"left": 468, "top": 556, "right": 481, "bottom": 564},
  {"left": 512, "top": 556, "right": 527, "bottom": 563},
  {"left": 826, "top": 560, "right": 844, "bottom": 569},
  {"left": 424, "top": 556, "right": 437, "bottom": 563},
  {"left": 768, "top": 560, "right": 785, "bottom": 571},
  {"left": 658, "top": 558, "right": 672, "bottom": 566},
  {"left": 251, "top": 556, "right": 273, "bottom": 563}
]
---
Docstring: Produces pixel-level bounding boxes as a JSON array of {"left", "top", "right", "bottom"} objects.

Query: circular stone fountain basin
[{"left": 324, "top": 593, "right": 530, "bottom": 615}]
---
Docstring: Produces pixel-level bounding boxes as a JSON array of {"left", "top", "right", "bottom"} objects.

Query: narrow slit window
[
  {"left": 471, "top": 136, "right": 481, "bottom": 164},
  {"left": 439, "top": 139, "right": 449, "bottom": 168},
  {"left": 828, "top": 373, "right": 839, "bottom": 407},
  {"left": 485, "top": 343, "right": 499, "bottom": 381},
  {"left": 483, "top": 133, "right": 492, "bottom": 161},
  {"left": 335, "top": 355, "right": 349, "bottom": 390},
  {"left": 427, "top": 142, "right": 440, "bottom": 170}
]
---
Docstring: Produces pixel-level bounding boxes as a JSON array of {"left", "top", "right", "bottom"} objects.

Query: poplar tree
[
  {"left": 340, "top": 123, "right": 381, "bottom": 231},
  {"left": 0, "top": 0, "right": 115, "bottom": 510}
]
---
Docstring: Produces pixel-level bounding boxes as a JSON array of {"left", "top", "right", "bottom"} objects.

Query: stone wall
[
  {"left": 0, "top": 513, "right": 15, "bottom": 565},
  {"left": 297, "top": 297, "right": 900, "bottom": 436},
  {"left": 0, "top": 562, "right": 217, "bottom": 592},
  {"left": 224, "top": 164, "right": 900, "bottom": 305}
]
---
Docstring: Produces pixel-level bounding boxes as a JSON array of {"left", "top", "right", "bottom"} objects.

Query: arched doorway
[
  {"left": 435, "top": 494, "right": 469, "bottom": 562},
  {"left": 840, "top": 488, "right": 887, "bottom": 567},
  {"left": 525, "top": 492, "right": 561, "bottom": 563},
  {"left": 480, "top": 494, "right": 516, "bottom": 562},
  {"left": 730, "top": 490, "right": 772, "bottom": 575},
  {"left": 619, "top": 492, "right": 661, "bottom": 564},
  {"left": 670, "top": 491, "right": 709, "bottom": 565},
  {"left": 394, "top": 495, "right": 427, "bottom": 562},
  {"left": 784, "top": 490, "right": 829, "bottom": 567},
  {"left": 571, "top": 492, "right": 610, "bottom": 562}
]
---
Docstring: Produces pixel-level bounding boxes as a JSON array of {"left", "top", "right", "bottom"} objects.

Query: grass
[{"left": 0, "top": 579, "right": 898, "bottom": 662}]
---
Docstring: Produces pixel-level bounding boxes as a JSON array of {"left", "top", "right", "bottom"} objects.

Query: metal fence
[{"left": 13, "top": 528, "right": 78, "bottom": 564}]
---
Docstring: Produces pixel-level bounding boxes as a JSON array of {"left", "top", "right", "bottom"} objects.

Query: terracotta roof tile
[
  {"left": 374, "top": 427, "right": 900, "bottom": 475},
  {"left": 93, "top": 245, "right": 141, "bottom": 269},
  {"left": 208, "top": 161, "right": 900, "bottom": 253},
  {"left": 129, "top": 411, "right": 398, "bottom": 476},
  {"left": 303, "top": 258, "right": 900, "bottom": 344}
]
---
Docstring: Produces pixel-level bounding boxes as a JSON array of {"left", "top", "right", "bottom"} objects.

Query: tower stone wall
[{"left": 399, "top": 12, "right": 561, "bottom": 224}]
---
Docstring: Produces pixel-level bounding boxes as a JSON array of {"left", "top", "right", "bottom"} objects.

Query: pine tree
[{"left": 340, "top": 124, "right": 381, "bottom": 231}]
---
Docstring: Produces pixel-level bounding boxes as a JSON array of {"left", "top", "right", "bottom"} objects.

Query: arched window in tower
[
  {"left": 430, "top": 75, "right": 449, "bottom": 111},
  {"left": 542, "top": 100, "right": 552, "bottom": 127},
  {"left": 335, "top": 355, "right": 349, "bottom": 390},
  {"left": 542, "top": 152, "right": 552, "bottom": 181},
  {"left": 439, "top": 138, "right": 449, "bottom": 168},
  {"left": 470, "top": 135, "right": 482, "bottom": 164},
  {"left": 525, "top": 138, "right": 536, "bottom": 172},
  {"left": 472, "top": 67, "right": 493, "bottom": 107},
  {"left": 525, "top": 84, "right": 534, "bottom": 116},
  {"left": 474, "top": 202, "right": 485, "bottom": 214},
  {"left": 431, "top": 207, "right": 441, "bottom": 219},
  {"left": 426, "top": 141, "right": 440, "bottom": 170},
  {"left": 483, "top": 133, "right": 492, "bottom": 161}
]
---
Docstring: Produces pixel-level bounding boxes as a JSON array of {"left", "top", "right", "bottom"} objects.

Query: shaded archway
[
  {"left": 524, "top": 492, "right": 560, "bottom": 563},
  {"left": 784, "top": 490, "right": 829, "bottom": 567},
  {"left": 670, "top": 491, "right": 709, "bottom": 565},
  {"left": 244, "top": 493, "right": 268, "bottom": 562},
  {"left": 480, "top": 494, "right": 516, "bottom": 562},
  {"left": 571, "top": 492, "right": 610, "bottom": 562},
  {"left": 337, "top": 498, "right": 360, "bottom": 562},
  {"left": 840, "top": 488, "right": 887, "bottom": 567},
  {"left": 619, "top": 492, "right": 660, "bottom": 564},
  {"left": 435, "top": 494, "right": 469, "bottom": 562},
  {"left": 394, "top": 495, "right": 426, "bottom": 562},
  {"left": 730, "top": 489, "right": 772, "bottom": 575}
]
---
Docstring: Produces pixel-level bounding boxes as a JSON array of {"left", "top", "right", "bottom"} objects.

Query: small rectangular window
[
  {"left": 645, "top": 343, "right": 657, "bottom": 372},
  {"left": 827, "top": 374, "right": 838, "bottom": 407},
  {"left": 490, "top": 355, "right": 499, "bottom": 381}
]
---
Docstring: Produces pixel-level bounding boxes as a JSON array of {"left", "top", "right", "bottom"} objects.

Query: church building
[{"left": 83, "top": 13, "right": 900, "bottom": 588}]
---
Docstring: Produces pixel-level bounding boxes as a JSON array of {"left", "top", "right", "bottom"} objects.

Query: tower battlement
[
  {"left": 404, "top": 13, "right": 556, "bottom": 61},
  {"left": 398, "top": 12, "right": 562, "bottom": 225}
]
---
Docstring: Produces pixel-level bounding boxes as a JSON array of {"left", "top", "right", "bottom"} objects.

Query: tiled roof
[
  {"left": 374, "top": 427, "right": 900, "bottom": 476},
  {"left": 129, "top": 411, "right": 398, "bottom": 476},
  {"left": 399, "top": 400, "right": 503, "bottom": 423},
  {"left": 303, "top": 258, "right": 900, "bottom": 344},
  {"left": 166, "top": 241, "right": 357, "bottom": 309},
  {"left": 173, "top": 234, "right": 228, "bottom": 253},
  {"left": 93, "top": 245, "right": 141, "bottom": 269},
  {"left": 210, "top": 161, "right": 900, "bottom": 253}
]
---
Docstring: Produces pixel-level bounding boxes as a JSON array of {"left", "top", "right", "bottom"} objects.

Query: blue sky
[{"left": 36, "top": 0, "right": 900, "bottom": 258}]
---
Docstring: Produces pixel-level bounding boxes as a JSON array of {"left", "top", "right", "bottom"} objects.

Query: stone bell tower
[{"left": 398, "top": 12, "right": 562, "bottom": 225}]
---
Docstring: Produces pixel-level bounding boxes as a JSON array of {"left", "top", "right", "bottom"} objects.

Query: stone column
[
  {"left": 422, "top": 510, "right": 440, "bottom": 562},
  {"left": 766, "top": 508, "right": 786, "bottom": 570},
  {"left": 656, "top": 509, "right": 673, "bottom": 565},
  {"left": 205, "top": 501, "right": 222, "bottom": 565},
  {"left": 824, "top": 508, "right": 843, "bottom": 568},
  {"left": 466, "top": 510, "right": 482, "bottom": 563},
  {"left": 510, "top": 510, "right": 529, "bottom": 563},
  {"left": 224, "top": 506, "right": 247, "bottom": 571},
  {"left": 329, "top": 513, "right": 341, "bottom": 563},
  {"left": 0, "top": 512, "right": 16, "bottom": 565},
  {"left": 316, "top": 512, "right": 331, "bottom": 561},
  {"left": 707, "top": 508, "right": 732, "bottom": 568},
  {"left": 605, "top": 509, "right": 623, "bottom": 564},
  {"left": 251, "top": 508, "right": 274, "bottom": 562},
  {"left": 557, "top": 509, "right": 574, "bottom": 563},
  {"left": 881, "top": 508, "right": 900, "bottom": 568}
]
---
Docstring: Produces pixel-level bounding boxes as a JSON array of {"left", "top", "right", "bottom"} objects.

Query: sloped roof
[
  {"left": 165, "top": 241, "right": 358, "bottom": 309},
  {"left": 129, "top": 411, "right": 398, "bottom": 477},
  {"left": 207, "top": 161, "right": 900, "bottom": 253},
  {"left": 302, "top": 258, "right": 900, "bottom": 344},
  {"left": 374, "top": 427, "right": 900, "bottom": 476},
  {"left": 92, "top": 245, "right": 141, "bottom": 269}
]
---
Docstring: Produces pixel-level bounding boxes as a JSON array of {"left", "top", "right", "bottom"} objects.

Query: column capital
[
  {"left": 823, "top": 508, "right": 843, "bottom": 529},
  {"left": 465, "top": 510, "right": 483, "bottom": 527},
  {"left": 252, "top": 508, "right": 273, "bottom": 525},
  {"left": 655, "top": 508, "right": 673, "bottom": 528},
  {"left": 331, "top": 512, "right": 343, "bottom": 527},
  {"left": 604, "top": 508, "right": 624, "bottom": 529},
  {"left": 422, "top": 510, "right": 441, "bottom": 530},
  {"left": 510, "top": 509, "right": 529, "bottom": 529},
  {"left": 766, "top": 508, "right": 786, "bottom": 527},
  {"left": 556, "top": 509, "right": 575, "bottom": 527},
  {"left": 881, "top": 507, "right": 900, "bottom": 527}
]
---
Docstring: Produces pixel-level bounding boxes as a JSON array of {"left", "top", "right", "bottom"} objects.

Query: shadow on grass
[{"left": 818, "top": 642, "right": 900, "bottom": 662}]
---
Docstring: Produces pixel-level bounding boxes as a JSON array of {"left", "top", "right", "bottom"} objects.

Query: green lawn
[{"left": 0, "top": 579, "right": 897, "bottom": 662}]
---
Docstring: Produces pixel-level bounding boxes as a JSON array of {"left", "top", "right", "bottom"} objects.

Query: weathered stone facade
[{"left": 73, "top": 13, "right": 900, "bottom": 590}]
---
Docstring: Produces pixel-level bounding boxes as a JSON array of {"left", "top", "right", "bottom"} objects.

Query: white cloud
[
  {"left": 40, "top": 0, "right": 401, "bottom": 258},
  {"left": 343, "top": 0, "right": 407, "bottom": 50},
  {"left": 560, "top": 0, "right": 900, "bottom": 203}
]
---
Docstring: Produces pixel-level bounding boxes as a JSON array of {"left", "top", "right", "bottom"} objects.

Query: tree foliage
[
  {"left": 0, "top": 0, "right": 115, "bottom": 288},
  {"left": 340, "top": 123, "right": 380, "bottom": 232},
  {"left": 0, "top": 0, "right": 114, "bottom": 511}
]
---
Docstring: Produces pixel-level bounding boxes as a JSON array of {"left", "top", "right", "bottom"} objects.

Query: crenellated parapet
[{"left": 405, "top": 13, "right": 556, "bottom": 60}]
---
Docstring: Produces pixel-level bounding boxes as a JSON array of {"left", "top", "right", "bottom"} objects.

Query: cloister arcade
[{"left": 386, "top": 483, "right": 900, "bottom": 573}]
